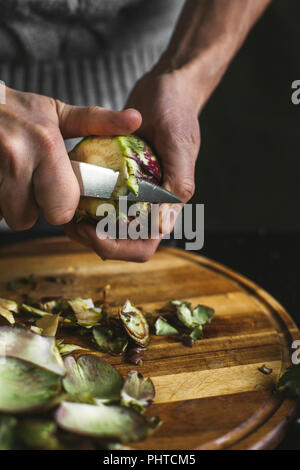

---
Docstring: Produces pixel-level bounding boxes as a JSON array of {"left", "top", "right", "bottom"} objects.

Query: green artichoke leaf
[
  {"left": 68, "top": 298, "right": 102, "bottom": 327},
  {"left": 62, "top": 355, "right": 123, "bottom": 404},
  {"left": 0, "top": 298, "right": 18, "bottom": 325},
  {"left": 175, "top": 302, "right": 214, "bottom": 330},
  {"left": 57, "top": 343, "right": 87, "bottom": 356},
  {"left": 120, "top": 300, "right": 149, "bottom": 347},
  {"left": 0, "top": 357, "right": 62, "bottom": 413},
  {"left": 0, "top": 415, "right": 17, "bottom": 450},
  {"left": 278, "top": 364, "right": 300, "bottom": 394},
  {"left": 189, "top": 325, "right": 203, "bottom": 341},
  {"left": 43, "top": 299, "right": 70, "bottom": 314},
  {"left": 93, "top": 324, "right": 128, "bottom": 355},
  {"left": 55, "top": 401, "right": 161, "bottom": 443},
  {"left": 0, "top": 325, "right": 66, "bottom": 376},
  {"left": 35, "top": 313, "right": 60, "bottom": 337},
  {"left": 154, "top": 317, "right": 179, "bottom": 336},
  {"left": 191, "top": 305, "right": 214, "bottom": 326},
  {"left": 21, "top": 304, "right": 49, "bottom": 317},
  {"left": 121, "top": 370, "right": 155, "bottom": 412},
  {"left": 30, "top": 325, "right": 43, "bottom": 335},
  {"left": 16, "top": 420, "right": 60, "bottom": 450}
]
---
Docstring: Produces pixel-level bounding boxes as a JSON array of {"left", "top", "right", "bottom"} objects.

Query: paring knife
[{"left": 71, "top": 160, "right": 182, "bottom": 204}]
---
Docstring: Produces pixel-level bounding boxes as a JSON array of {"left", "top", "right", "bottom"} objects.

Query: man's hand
[
  {"left": 0, "top": 87, "right": 141, "bottom": 230},
  {"left": 66, "top": 69, "right": 200, "bottom": 262},
  {"left": 67, "top": 0, "right": 272, "bottom": 262},
  {"left": 127, "top": 69, "right": 201, "bottom": 234}
]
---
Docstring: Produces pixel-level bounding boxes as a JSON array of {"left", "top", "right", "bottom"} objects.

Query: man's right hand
[{"left": 0, "top": 87, "right": 141, "bottom": 230}]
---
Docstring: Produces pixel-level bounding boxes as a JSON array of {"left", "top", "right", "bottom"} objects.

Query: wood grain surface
[{"left": 0, "top": 237, "right": 298, "bottom": 450}]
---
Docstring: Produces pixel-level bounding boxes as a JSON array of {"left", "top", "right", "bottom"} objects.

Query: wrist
[
  {"left": 150, "top": 59, "right": 210, "bottom": 114},
  {"left": 154, "top": 35, "right": 236, "bottom": 113}
]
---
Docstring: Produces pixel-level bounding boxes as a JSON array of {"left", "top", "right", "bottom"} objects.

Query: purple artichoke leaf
[{"left": 57, "top": 343, "right": 87, "bottom": 357}]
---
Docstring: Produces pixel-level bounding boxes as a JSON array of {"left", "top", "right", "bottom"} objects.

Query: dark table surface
[{"left": 0, "top": 228, "right": 299, "bottom": 450}]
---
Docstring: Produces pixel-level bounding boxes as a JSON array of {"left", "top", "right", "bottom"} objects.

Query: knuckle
[
  {"left": 0, "top": 138, "right": 22, "bottom": 176},
  {"left": 34, "top": 125, "right": 59, "bottom": 154}
]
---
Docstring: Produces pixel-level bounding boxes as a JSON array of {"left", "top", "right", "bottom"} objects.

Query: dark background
[
  {"left": 0, "top": 0, "right": 300, "bottom": 450},
  {"left": 194, "top": 0, "right": 300, "bottom": 231}
]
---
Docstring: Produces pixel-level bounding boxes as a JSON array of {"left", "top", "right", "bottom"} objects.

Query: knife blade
[
  {"left": 71, "top": 160, "right": 182, "bottom": 204},
  {"left": 71, "top": 160, "right": 119, "bottom": 199},
  {"left": 127, "top": 180, "right": 182, "bottom": 203}
]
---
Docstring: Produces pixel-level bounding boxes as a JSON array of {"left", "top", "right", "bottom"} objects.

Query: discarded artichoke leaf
[
  {"left": 0, "top": 298, "right": 18, "bottom": 325},
  {"left": 77, "top": 309, "right": 102, "bottom": 328},
  {"left": 57, "top": 343, "right": 87, "bottom": 356},
  {"left": 125, "top": 348, "right": 143, "bottom": 366},
  {"left": 121, "top": 371, "right": 155, "bottom": 412},
  {"left": 7, "top": 275, "right": 36, "bottom": 292},
  {"left": 154, "top": 317, "right": 179, "bottom": 336},
  {"left": 22, "top": 304, "right": 48, "bottom": 317},
  {"left": 55, "top": 401, "right": 160, "bottom": 443},
  {"left": 107, "top": 442, "right": 132, "bottom": 450},
  {"left": 0, "top": 325, "right": 66, "bottom": 376},
  {"left": 30, "top": 326, "right": 43, "bottom": 335},
  {"left": 0, "top": 357, "right": 62, "bottom": 413},
  {"left": 175, "top": 303, "right": 194, "bottom": 328},
  {"left": 36, "top": 313, "right": 60, "bottom": 337},
  {"left": 43, "top": 299, "right": 70, "bottom": 314},
  {"left": 68, "top": 298, "right": 102, "bottom": 327},
  {"left": 278, "top": 364, "right": 300, "bottom": 394},
  {"left": 69, "top": 298, "right": 94, "bottom": 310},
  {"left": 170, "top": 299, "right": 192, "bottom": 308},
  {"left": 190, "top": 305, "right": 214, "bottom": 326},
  {"left": 120, "top": 300, "right": 149, "bottom": 347},
  {"left": 93, "top": 324, "right": 128, "bottom": 355},
  {"left": 189, "top": 325, "right": 203, "bottom": 341},
  {"left": 176, "top": 302, "right": 214, "bottom": 330},
  {"left": 16, "top": 420, "right": 60, "bottom": 450},
  {"left": 0, "top": 415, "right": 17, "bottom": 450},
  {"left": 62, "top": 355, "right": 123, "bottom": 404},
  {"left": 258, "top": 364, "right": 273, "bottom": 375}
]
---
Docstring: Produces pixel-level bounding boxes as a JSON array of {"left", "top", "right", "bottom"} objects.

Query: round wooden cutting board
[{"left": 0, "top": 237, "right": 298, "bottom": 450}]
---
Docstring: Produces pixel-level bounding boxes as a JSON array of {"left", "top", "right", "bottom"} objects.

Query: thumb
[{"left": 55, "top": 101, "right": 142, "bottom": 138}]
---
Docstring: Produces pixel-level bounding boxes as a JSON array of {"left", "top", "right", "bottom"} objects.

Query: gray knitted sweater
[
  {"left": 0, "top": 0, "right": 184, "bottom": 109},
  {"left": 0, "top": 0, "right": 184, "bottom": 233}
]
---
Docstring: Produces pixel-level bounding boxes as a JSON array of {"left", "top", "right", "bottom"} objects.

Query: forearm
[{"left": 155, "top": 0, "right": 271, "bottom": 111}]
